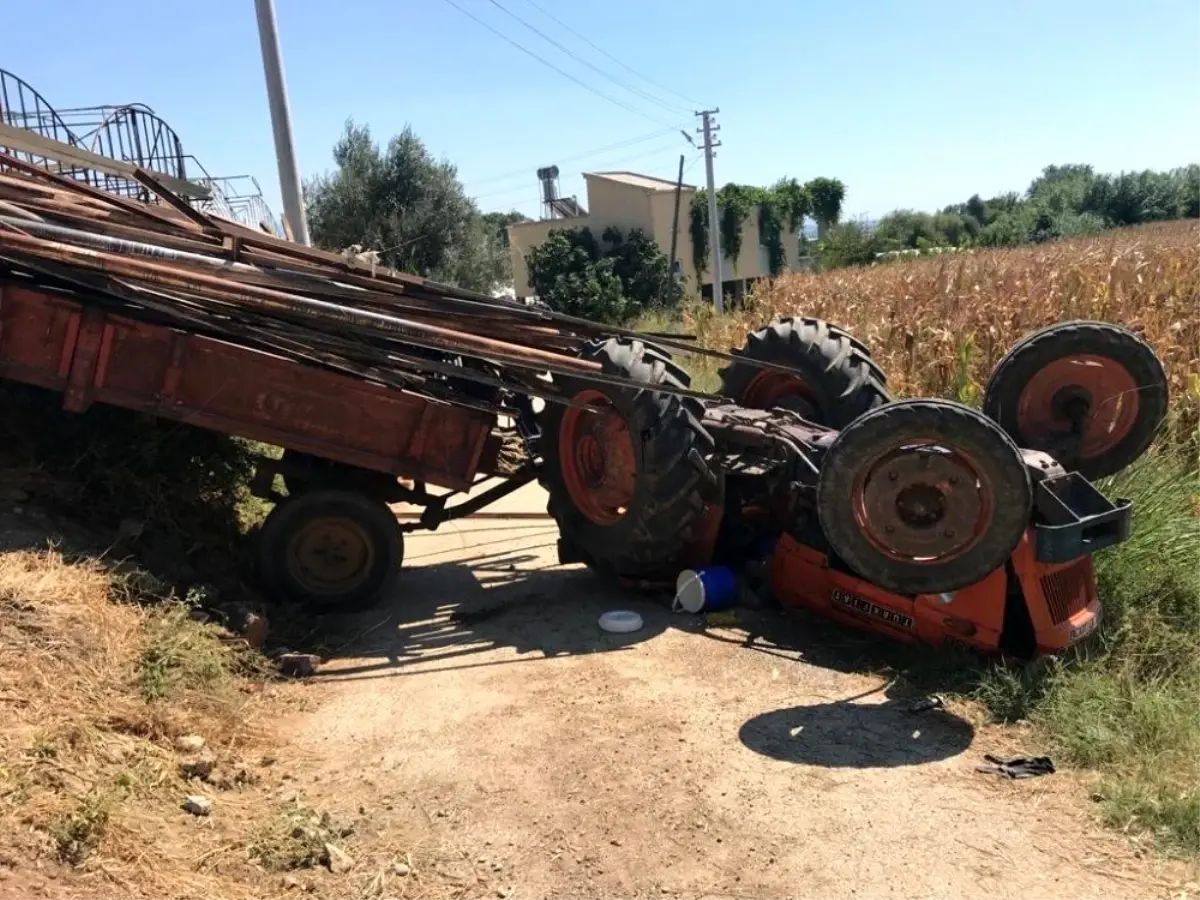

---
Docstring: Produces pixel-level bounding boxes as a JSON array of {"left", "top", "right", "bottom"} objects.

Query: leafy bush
[
  {"left": 815, "top": 220, "right": 882, "bottom": 269},
  {"left": 525, "top": 225, "right": 680, "bottom": 323}
]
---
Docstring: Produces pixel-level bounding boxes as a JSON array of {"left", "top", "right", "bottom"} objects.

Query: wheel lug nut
[
  {"left": 949, "top": 476, "right": 959, "bottom": 486},
  {"left": 944, "top": 529, "right": 955, "bottom": 538},
  {"left": 885, "top": 525, "right": 895, "bottom": 534},
  {"left": 888, "top": 471, "right": 899, "bottom": 481}
]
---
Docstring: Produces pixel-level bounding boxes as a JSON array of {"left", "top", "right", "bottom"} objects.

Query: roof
[{"left": 585, "top": 171, "right": 696, "bottom": 192}]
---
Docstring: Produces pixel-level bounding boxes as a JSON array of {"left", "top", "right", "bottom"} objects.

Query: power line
[
  {"left": 482, "top": 0, "right": 691, "bottom": 116},
  {"left": 473, "top": 141, "right": 689, "bottom": 203},
  {"left": 518, "top": 0, "right": 708, "bottom": 111},
  {"left": 438, "top": 0, "right": 676, "bottom": 127},
  {"left": 467, "top": 125, "right": 686, "bottom": 190}
]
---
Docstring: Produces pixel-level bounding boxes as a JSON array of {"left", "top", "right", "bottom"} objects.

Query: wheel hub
[
  {"left": 559, "top": 390, "right": 637, "bottom": 525},
  {"left": 742, "top": 370, "right": 820, "bottom": 420},
  {"left": 1016, "top": 354, "right": 1140, "bottom": 460},
  {"left": 853, "top": 445, "right": 991, "bottom": 564},
  {"left": 287, "top": 516, "right": 374, "bottom": 595}
]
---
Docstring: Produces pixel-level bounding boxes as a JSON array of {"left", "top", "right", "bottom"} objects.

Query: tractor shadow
[
  {"left": 707, "top": 605, "right": 980, "bottom": 767},
  {"left": 280, "top": 521, "right": 676, "bottom": 682},
  {"left": 737, "top": 688, "right": 975, "bottom": 768}
]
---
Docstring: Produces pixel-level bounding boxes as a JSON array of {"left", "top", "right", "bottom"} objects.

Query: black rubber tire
[
  {"left": 539, "top": 338, "right": 718, "bottom": 579},
  {"left": 817, "top": 399, "right": 1032, "bottom": 596},
  {"left": 982, "top": 321, "right": 1168, "bottom": 479},
  {"left": 255, "top": 489, "right": 404, "bottom": 614},
  {"left": 717, "top": 317, "right": 891, "bottom": 427}
]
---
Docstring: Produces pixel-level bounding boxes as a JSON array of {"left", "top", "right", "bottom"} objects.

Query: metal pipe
[
  {"left": 0, "top": 229, "right": 603, "bottom": 374},
  {"left": 253, "top": 0, "right": 310, "bottom": 245}
]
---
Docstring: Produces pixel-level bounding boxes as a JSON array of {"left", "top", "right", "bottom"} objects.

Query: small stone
[
  {"left": 242, "top": 612, "right": 270, "bottom": 650},
  {"left": 323, "top": 843, "right": 354, "bottom": 874},
  {"left": 261, "top": 755, "right": 277, "bottom": 766},
  {"left": 392, "top": 862, "right": 411, "bottom": 877},
  {"left": 179, "top": 752, "right": 217, "bottom": 781},
  {"left": 282, "top": 874, "right": 302, "bottom": 889},
  {"left": 175, "top": 734, "right": 205, "bottom": 753},
  {"left": 497, "top": 889, "right": 511, "bottom": 899},
  {"left": 491, "top": 861, "right": 504, "bottom": 872},
  {"left": 610, "top": 839, "right": 622, "bottom": 847},
  {"left": 182, "top": 795, "right": 213, "bottom": 816},
  {"left": 279, "top": 653, "right": 320, "bottom": 678}
]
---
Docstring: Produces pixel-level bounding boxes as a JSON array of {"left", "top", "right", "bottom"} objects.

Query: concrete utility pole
[
  {"left": 696, "top": 109, "right": 723, "bottom": 313},
  {"left": 254, "top": 0, "right": 310, "bottom": 245}
]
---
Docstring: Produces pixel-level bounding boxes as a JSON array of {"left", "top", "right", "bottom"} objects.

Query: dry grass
[
  {"left": 0, "top": 545, "right": 274, "bottom": 896},
  {"left": 678, "top": 220, "right": 1199, "bottom": 434}
]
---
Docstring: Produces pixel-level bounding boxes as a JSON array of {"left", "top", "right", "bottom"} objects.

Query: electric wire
[
  {"left": 518, "top": 0, "right": 708, "bottom": 111},
  {"left": 482, "top": 0, "right": 693, "bottom": 116},
  {"left": 438, "top": 0, "right": 677, "bottom": 127}
]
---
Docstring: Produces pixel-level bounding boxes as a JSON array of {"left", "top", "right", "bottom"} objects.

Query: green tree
[
  {"left": 965, "top": 193, "right": 988, "bottom": 225},
  {"left": 525, "top": 226, "right": 679, "bottom": 323},
  {"left": 305, "top": 120, "right": 508, "bottom": 292},
  {"left": 482, "top": 210, "right": 531, "bottom": 249},
  {"left": 874, "top": 209, "right": 940, "bottom": 249},
  {"left": 481, "top": 210, "right": 530, "bottom": 283},
  {"left": 806, "top": 177, "right": 846, "bottom": 238},
  {"left": 817, "top": 220, "right": 881, "bottom": 269}
]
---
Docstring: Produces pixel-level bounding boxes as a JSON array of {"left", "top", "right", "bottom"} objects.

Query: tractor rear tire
[
  {"left": 255, "top": 489, "right": 404, "bottom": 614},
  {"left": 817, "top": 399, "right": 1031, "bottom": 596},
  {"left": 717, "top": 317, "right": 891, "bottom": 426},
  {"left": 540, "top": 338, "right": 718, "bottom": 580}
]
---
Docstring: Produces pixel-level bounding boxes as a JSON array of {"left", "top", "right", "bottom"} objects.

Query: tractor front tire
[
  {"left": 540, "top": 338, "right": 718, "bottom": 580},
  {"left": 718, "top": 317, "right": 891, "bottom": 426},
  {"left": 817, "top": 399, "right": 1032, "bottom": 596}
]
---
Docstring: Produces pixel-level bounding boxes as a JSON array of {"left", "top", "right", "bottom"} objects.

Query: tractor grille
[{"left": 1040, "top": 558, "right": 1094, "bottom": 625}]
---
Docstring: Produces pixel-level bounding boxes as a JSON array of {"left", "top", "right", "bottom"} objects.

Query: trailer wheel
[
  {"left": 540, "top": 338, "right": 717, "bottom": 579},
  {"left": 256, "top": 489, "right": 403, "bottom": 613},
  {"left": 717, "top": 317, "right": 891, "bottom": 426},
  {"left": 982, "top": 321, "right": 1168, "bottom": 479},
  {"left": 817, "top": 399, "right": 1031, "bottom": 596}
]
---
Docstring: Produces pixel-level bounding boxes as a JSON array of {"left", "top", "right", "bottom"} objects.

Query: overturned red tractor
[{"left": 541, "top": 319, "right": 1167, "bottom": 660}]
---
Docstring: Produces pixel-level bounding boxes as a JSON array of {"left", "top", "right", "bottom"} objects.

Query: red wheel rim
[
  {"left": 558, "top": 390, "right": 637, "bottom": 526},
  {"left": 742, "top": 370, "right": 819, "bottom": 417},
  {"left": 850, "top": 441, "right": 993, "bottom": 566},
  {"left": 1016, "top": 355, "right": 1140, "bottom": 460}
]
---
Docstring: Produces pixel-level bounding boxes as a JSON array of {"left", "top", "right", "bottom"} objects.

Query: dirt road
[{"left": 271, "top": 483, "right": 1188, "bottom": 900}]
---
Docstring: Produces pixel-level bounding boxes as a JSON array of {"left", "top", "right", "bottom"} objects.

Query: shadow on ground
[
  {"left": 273, "top": 524, "right": 677, "bottom": 682},
  {"left": 738, "top": 692, "right": 974, "bottom": 767}
]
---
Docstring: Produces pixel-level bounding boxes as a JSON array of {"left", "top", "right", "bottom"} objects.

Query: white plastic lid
[{"left": 598, "top": 610, "right": 643, "bottom": 633}]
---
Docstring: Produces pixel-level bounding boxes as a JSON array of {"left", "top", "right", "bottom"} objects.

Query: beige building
[{"left": 507, "top": 171, "right": 807, "bottom": 304}]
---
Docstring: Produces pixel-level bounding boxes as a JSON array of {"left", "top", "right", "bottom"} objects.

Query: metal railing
[{"left": 0, "top": 67, "right": 284, "bottom": 237}]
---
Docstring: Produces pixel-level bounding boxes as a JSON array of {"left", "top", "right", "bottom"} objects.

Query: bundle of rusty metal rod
[{"left": 0, "top": 151, "right": 783, "bottom": 411}]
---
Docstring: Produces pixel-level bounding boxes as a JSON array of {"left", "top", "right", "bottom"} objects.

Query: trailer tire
[
  {"left": 718, "top": 317, "right": 891, "bottom": 426},
  {"left": 540, "top": 338, "right": 718, "bottom": 580},
  {"left": 255, "top": 489, "right": 403, "bottom": 614}
]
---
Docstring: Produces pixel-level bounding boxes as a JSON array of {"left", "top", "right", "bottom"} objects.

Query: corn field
[{"left": 682, "top": 220, "right": 1199, "bottom": 437}]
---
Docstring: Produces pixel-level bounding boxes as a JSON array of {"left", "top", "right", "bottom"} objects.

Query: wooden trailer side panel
[{"left": 0, "top": 283, "right": 493, "bottom": 492}]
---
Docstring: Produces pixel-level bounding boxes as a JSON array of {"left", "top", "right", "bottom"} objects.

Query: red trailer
[{"left": 0, "top": 277, "right": 529, "bottom": 610}]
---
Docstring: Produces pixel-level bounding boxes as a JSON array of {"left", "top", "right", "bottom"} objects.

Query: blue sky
[{"left": 5, "top": 0, "right": 1198, "bottom": 223}]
